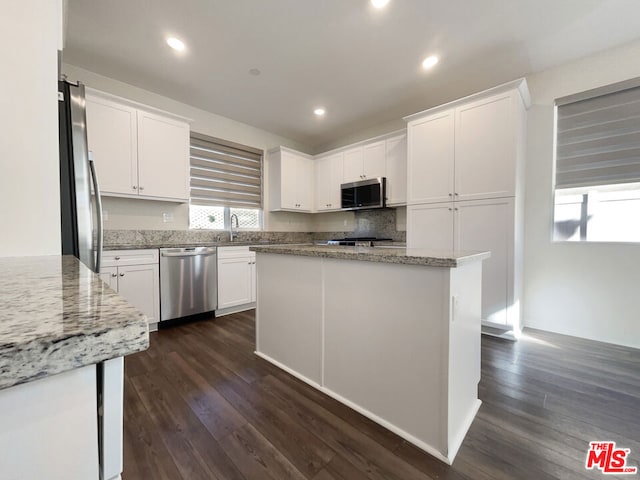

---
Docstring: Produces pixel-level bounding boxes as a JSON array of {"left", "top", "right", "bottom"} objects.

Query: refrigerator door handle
[{"left": 88, "top": 151, "right": 104, "bottom": 273}]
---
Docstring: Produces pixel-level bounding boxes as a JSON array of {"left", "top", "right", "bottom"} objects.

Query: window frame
[
  {"left": 188, "top": 132, "right": 264, "bottom": 232},
  {"left": 552, "top": 77, "right": 640, "bottom": 244}
]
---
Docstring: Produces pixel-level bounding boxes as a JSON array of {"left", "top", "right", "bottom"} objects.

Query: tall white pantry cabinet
[{"left": 405, "top": 79, "right": 530, "bottom": 338}]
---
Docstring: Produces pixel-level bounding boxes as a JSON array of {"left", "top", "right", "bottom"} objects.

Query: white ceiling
[{"left": 64, "top": 0, "right": 640, "bottom": 149}]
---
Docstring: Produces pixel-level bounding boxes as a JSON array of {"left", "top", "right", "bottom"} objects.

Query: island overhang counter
[
  {"left": 250, "top": 244, "right": 490, "bottom": 464},
  {"left": 0, "top": 255, "right": 149, "bottom": 480}
]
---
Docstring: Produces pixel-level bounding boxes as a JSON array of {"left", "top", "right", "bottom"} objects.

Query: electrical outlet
[{"left": 162, "top": 213, "right": 174, "bottom": 223}]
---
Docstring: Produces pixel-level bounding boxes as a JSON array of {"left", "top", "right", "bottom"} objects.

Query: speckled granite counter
[
  {"left": 0, "top": 255, "right": 149, "bottom": 390},
  {"left": 104, "top": 241, "right": 299, "bottom": 250},
  {"left": 250, "top": 244, "right": 490, "bottom": 267}
]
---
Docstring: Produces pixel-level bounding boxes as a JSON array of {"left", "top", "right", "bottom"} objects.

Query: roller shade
[
  {"left": 190, "top": 132, "right": 263, "bottom": 208},
  {"left": 556, "top": 84, "right": 640, "bottom": 189}
]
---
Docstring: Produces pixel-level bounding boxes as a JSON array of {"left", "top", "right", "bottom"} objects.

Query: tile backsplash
[{"left": 104, "top": 207, "right": 405, "bottom": 247}]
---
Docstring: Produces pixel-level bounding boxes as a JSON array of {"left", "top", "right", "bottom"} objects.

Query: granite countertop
[
  {"left": 0, "top": 255, "right": 149, "bottom": 390},
  {"left": 250, "top": 244, "right": 490, "bottom": 267},
  {"left": 104, "top": 241, "right": 301, "bottom": 250}
]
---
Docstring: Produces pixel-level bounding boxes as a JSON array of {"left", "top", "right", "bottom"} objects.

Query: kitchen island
[
  {"left": 0, "top": 255, "right": 149, "bottom": 480},
  {"left": 251, "top": 244, "right": 489, "bottom": 464}
]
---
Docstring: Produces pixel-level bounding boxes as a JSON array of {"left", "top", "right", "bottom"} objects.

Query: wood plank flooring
[{"left": 123, "top": 311, "right": 640, "bottom": 480}]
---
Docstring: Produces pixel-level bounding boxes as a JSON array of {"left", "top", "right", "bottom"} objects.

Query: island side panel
[
  {"left": 256, "top": 253, "right": 323, "bottom": 384},
  {"left": 323, "top": 258, "right": 450, "bottom": 454},
  {"left": 0, "top": 365, "right": 99, "bottom": 479},
  {"left": 447, "top": 260, "right": 483, "bottom": 462}
]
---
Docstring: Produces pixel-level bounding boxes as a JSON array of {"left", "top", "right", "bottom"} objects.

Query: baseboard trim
[{"left": 255, "top": 350, "right": 455, "bottom": 465}]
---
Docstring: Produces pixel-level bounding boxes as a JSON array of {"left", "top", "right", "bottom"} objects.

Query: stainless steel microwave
[{"left": 341, "top": 177, "right": 386, "bottom": 211}]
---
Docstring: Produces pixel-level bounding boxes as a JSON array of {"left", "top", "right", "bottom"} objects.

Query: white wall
[
  {"left": 62, "top": 63, "right": 315, "bottom": 232},
  {"left": 0, "top": 1, "right": 63, "bottom": 256},
  {"left": 523, "top": 39, "right": 640, "bottom": 348}
]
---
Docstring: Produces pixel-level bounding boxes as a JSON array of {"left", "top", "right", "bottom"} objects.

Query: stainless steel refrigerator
[
  {"left": 58, "top": 80, "right": 103, "bottom": 273},
  {"left": 59, "top": 80, "right": 122, "bottom": 480}
]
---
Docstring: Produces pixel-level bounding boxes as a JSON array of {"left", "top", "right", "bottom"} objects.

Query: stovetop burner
[{"left": 327, "top": 237, "right": 393, "bottom": 246}]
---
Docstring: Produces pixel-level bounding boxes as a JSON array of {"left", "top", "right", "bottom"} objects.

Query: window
[
  {"left": 189, "top": 132, "right": 263, "bottom": 230},
  {"left": 554, "top": 78, "right": 640, "bottom": 242}
]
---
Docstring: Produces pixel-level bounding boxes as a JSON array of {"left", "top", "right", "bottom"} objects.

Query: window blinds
[
  {"left": 190, "top": 132, "right": 263, "bottom": 208},
  {"left": 555, "top": 82, "right": 640, "bottom": 189}
]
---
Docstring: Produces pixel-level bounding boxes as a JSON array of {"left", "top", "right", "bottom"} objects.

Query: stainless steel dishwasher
[{"left": 160, "top": 247, "right": 217, "bottom": 321}]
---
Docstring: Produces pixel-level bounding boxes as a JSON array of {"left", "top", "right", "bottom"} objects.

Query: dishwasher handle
[{"left": 161, "top": 249, "right": 217, "bottom": 258}]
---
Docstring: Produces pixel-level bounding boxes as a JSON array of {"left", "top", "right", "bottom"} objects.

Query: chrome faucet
[{"left": 230, "top": 213, "right": 239, "bottom": 242}]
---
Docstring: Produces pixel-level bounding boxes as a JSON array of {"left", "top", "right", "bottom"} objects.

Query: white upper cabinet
[
  {"left": 385, "top": 134, "right": 407, "bottom": 206},
  {"left": 406, "top": 83, "right": 527, "bottom": 205},
  {"left": 343, "top": 141, "right": 387, "bottom": 184},
  {"left": 137, "top": 110, "right": 190, "bottom": 200},
  {"left": 407, "top": 109, "right": 455, "bottom": 205},
  {"left": 343, "top": 147, "right": 364, "bottom": 183},
  {"left": 267, "top": 131, "right": 407, "bottom": 215},
  {"left": 454, "top": 92, "right": 518, "bottom": 201},
  {"left": 363, "top": 141, "right": 386, "bottom": 179},
  {"left": 85, "top": 96, "right": 138, "bottom": 196},
  {"left": 268, "top": 147, "right": 314, "bottom": 212},
  {"left": 86, "top": 90, "right": 190, "bottom": 202},
  {"left": 315, "top": 152, "right": 343, "bottom": 211}
]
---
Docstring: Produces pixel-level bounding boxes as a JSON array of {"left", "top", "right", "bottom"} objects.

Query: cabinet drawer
[
  {"left": 218, "top": 246, "right": 256, "bottom": 259},
  {"left": 102, "top": 249, "right": 159, "bottom": 267}
]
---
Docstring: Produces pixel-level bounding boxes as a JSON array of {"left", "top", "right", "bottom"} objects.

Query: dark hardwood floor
[{"left": 123, "top": 311, "right": 640, "bottom": 480}]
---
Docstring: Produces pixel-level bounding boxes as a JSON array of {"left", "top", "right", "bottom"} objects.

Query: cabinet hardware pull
[
  {"left": 449, "top": 193, "right": 453, "bottom": 197},
  {"left": 132, "top": 186, "right": 137, "bottom": 190},
  {"left": 111, "top": 273, "right": 117, "bottom": 277},
  {"left": 454, "top": 192, "right": 458, "bottom": 196},
  {"left": 139, "top": 186, "right": 144, "bottom": 191},
  {"left": 114, "top": 256, "right": 120, "bottom": 260},
  {"left": 119, "top": 273, "right": 125, "bottom": 276},
  {"left": 448, "top": 208, "right": 453, "bottom": 211}
]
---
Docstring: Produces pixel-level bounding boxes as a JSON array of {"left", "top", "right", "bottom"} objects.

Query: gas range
[{"left": 326, "top": 236, "right": 393, "bottom": 247}]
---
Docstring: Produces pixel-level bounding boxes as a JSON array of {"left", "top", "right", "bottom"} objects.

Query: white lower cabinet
[
  {"left": 101, "top": 249, "right": 160, "bottom": 325},
  {"left": 408, "top": 198, "right": 518, "bottom": 330},
  {"left": 217, "top": 246, "right": 256, "bottom": 313}
]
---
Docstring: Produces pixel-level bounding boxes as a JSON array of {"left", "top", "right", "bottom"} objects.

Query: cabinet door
[
  {"left": 454, "top": 93, "right": 516, "bottom": 201},
  {"left": 296, "top": 156, "right": 314, "bottom": 212},
  {"left": 385, "top": 134, "right": 407, "bottom": 205},
  {"left": 115, "top": 264, "right": 160, "bottom": 323},
  {"left": 407, "top": 109, "right": 455, "bottom": 205},
  {"left": 314, "top": 155, "right": 332, "bottom": 211},
  {"left": 454, "top": 198, "right": 514, "bottom": 326},
  {"left": 343, "top": 147, "right": 364, "bottom": 183},
  {"left": 218, "top": 256, "right": 252, "bottom": 308},
  {"left": 362, "top": 141, "right": 386, "bottom": 180},
  {"left": 99, "top": 266, "right": 118, "bottom": 290},
  {"left": 85, "top": 96, "right": 138, "bottom": 196},
  {"left": 406, "top": 203, "right": 454, "bottom": 250},
  {"left": 250, "top": 253, "right": 257, "bottom": 303},
  {"left": 328, "top": 152, "right": 344, "bottom": 209},
  {"left": 279, "top": 150, "right": 299, "bottom": 210},
  {"left": 314, "top": 153, "right": 342, "bottom": 211},
  {"left": 137, "top": 111, "right": 189, "bottom": 201}
]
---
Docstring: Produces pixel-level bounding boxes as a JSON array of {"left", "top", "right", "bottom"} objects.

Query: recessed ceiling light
[
  {"left": 422, "top": 55, "right": 439, "bottom": 69},
  {"left": 371, "top": 0, "right": 390, "bottom": 8},
  {"left": 314, "top": 107, "right": 326, "bottom": 116},
  {"left": 166, "top": 37, "right": 186, "bottom": 52}
]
